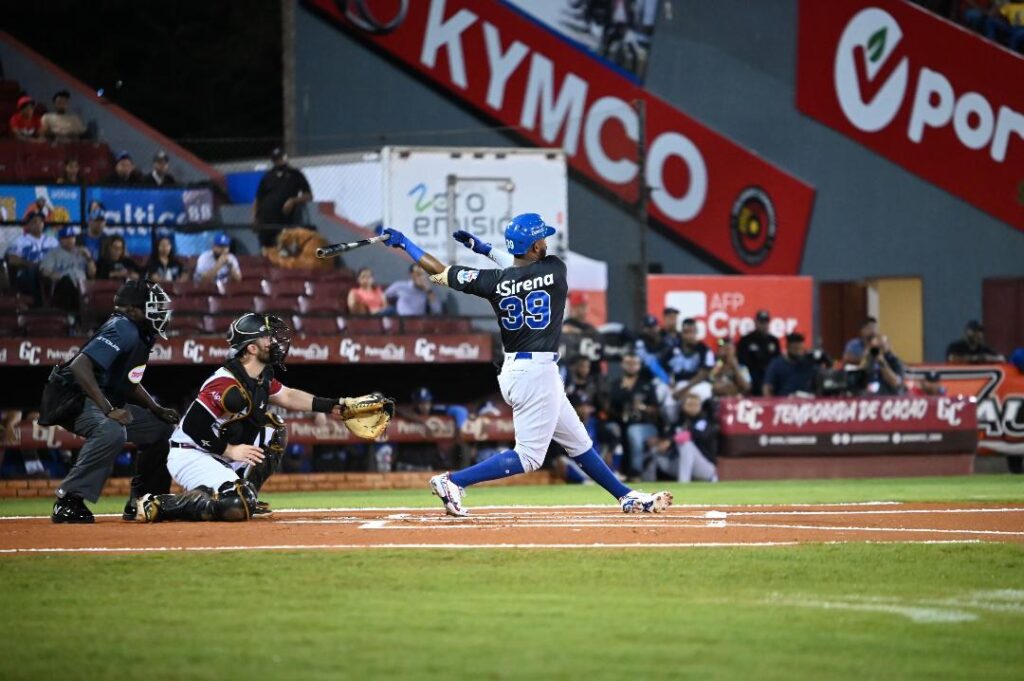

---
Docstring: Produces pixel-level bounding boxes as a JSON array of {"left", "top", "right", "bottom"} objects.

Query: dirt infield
[{"left": 2, "top": 502, "right": 1023, "bottom": 553}]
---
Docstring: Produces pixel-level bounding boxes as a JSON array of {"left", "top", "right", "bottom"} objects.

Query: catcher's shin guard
[
  {"left": 211, "top": 480, "right": 258, "bottom": 522},
  {"left": 245, "top": 414, "right": 286, "bottom": 494},
  {"left": 141, "top": 487, "right": 217, "bottom": 522}
]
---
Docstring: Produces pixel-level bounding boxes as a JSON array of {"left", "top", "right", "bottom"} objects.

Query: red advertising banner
[
  {"left": 4, "top": 415, "right": 515, "bottom": 450},
  {"left": 718, "top": 394, "right": 978, "bottom": 456},
  {"left": 646, "top": 275, "right": 813, "bottom": 342},
  {"left": 306, "top": 0, "right": 816, "bottom": 273},
  {"left": 797, "top": 0, "right": 1024, "bottom": 231},
  {"left": 0, "top": 334, "right": 492, "bottom": 367},
  {"left": 908, "top": 363, "right": 1024, "bottom": 455}
]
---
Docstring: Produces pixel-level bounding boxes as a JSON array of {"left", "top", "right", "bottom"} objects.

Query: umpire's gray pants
[{"left": 57, "top": 400, "right": 172, "bottom": 503}]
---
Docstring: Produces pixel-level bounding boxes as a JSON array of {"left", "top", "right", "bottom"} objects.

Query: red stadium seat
[
  {"left": 433, "top": 318, "right": 472, "bottom": 334},
  {"left": 340, "top": 317, "right": 384, "bottom": 335},
  {"left": 399, "top": 317, "right": 431, "bottom": 334},
  {"left": 267, "top": 267, "right": 320, "bottom": 282},
  {"left": 0, "top": 139, "right": 24, "bottom": 181},
  {"left": 69, "top": 142, "right": 113, "bottom": 184},
  {"left": 0, "top": 312, "right": 18, "bottom": 336},
  {"left": 201, "top": 314, "right": 234, "bottom": 334},
  {"left": 169, "top": 280, "right": 218, "bottom": 298},
  {"left": 168, "top": 313, "right": 204, "bottom": 336},
  {"left": 262, "top": 279, "right": 305, "bottom": 298},
  {"left": 18, "top": 313, "right": 69, "bottom": 337},
  {"left": 83, "top": 280, "right": 123, "bottom": 301},
  {"left": 218, "top": 279, "right": 266, "bottom": 297},
  {"left": 292, "top": 315, "right": 342, "bottom": 336},
  {"left": 207, "top": 295, "right": 254, "bottom": 315},
  {"left": 253, "top": 295, "right": 299, "bottom": 315},
  {"left": 0, "top": 294, "right": 28, "bottom": 312},
  {"left": 308, "top": 282, "right": 351, "bottom": 304},
  {"left": 20, "top": 144, "right": 67, "bottom": 182},
  {"left": 170, "top": 296, "right": 212, "bottom": 315},
  {"left": 297, "top": 295, "right": 346, "bottom": 316}
]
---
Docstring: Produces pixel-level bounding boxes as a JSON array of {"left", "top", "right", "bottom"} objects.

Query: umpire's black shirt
[{"left": 81, "top": 314, "right": 155, "bottom": 408}]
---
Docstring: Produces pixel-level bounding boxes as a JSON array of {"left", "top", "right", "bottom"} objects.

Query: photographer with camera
[{"left": 858, "top": 334, "right": 905, "bottom": 395}]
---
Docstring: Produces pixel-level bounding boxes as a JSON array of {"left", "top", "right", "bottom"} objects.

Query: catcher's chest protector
[{"left": 222, "top": 360, "right": 275, "bottom": 444}]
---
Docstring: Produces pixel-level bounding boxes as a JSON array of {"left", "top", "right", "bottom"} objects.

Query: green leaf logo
[{"left": 867, "top": 27, "right": 887, "bottom": 63}]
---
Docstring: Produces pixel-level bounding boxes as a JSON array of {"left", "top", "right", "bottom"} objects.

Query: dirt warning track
[{"left": 2, "top": 503, "right": 1023, "bottom": 554}]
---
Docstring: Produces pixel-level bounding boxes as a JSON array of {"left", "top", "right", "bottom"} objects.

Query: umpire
[{"left": 47, "top": 279, "right": 179, "bottom": 523}]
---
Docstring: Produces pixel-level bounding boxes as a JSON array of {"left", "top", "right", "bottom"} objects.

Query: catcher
[{"left": 136, "top": 312, "right": 393, "bottom": 522}]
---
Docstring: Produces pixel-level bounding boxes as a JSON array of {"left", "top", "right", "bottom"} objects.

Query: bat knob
[{"left": 315, "top": 247, "right": 327, "bottom": 258}]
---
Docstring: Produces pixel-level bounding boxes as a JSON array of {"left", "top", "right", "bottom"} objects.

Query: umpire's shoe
[{"left": 51, "top": 495, "right": 95, "bottom": 524}]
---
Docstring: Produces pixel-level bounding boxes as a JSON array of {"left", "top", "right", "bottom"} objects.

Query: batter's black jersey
[{"left": 447, "top": 256, "right": 567, "bottom": 353}]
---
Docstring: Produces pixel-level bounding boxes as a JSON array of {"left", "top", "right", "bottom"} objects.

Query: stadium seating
[
  {"left": 253, "top": 295, "right": 299, "bottom": 316},
  {"left": 341, "top": 317, "right": 384, "bottom": 335},
  {"left": 297, "top": 295, "right": 346, "bottom": 316},
  {"left": 18, "top": 311, "right": 69, "bottom": 336},
  {"left": 217, "top": 279, "right": 265, "bottom": 297},
  {"left": 207, "top": 295, "right": 254, "bottom": 315},
  {"left": 291, "top": 315, "right": 342, "bottom": 336}
]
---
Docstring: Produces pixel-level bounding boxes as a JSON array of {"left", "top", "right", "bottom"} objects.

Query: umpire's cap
[{"left": 504, "top": 213, "right": 555, "bottom": 255}]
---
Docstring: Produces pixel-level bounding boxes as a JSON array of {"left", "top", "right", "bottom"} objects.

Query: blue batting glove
[
  {"left": 376, "top": 226, "right": 408, "bottom": 250},
  {"left": 452, "top": 230, "right": 492, "bottom": 256}
]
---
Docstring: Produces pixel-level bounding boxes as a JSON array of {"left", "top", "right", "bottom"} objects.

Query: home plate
[{"left": 704, "top": 510, "right": 728, "bottom": 520}]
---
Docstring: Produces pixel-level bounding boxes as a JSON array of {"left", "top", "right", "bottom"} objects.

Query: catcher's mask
[
  {"left": 113, "top": 279, "right": 172, "bottom": 340},
  {"left": 227, "top": 313, "right": 292, "bottom": 371}
]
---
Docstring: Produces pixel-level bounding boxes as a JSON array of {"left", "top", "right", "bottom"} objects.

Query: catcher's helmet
[
  {"left": 504, "top": 213, "right": 555, "bottom": 255},
  {"left": 113, "top": 279, "right": 172, "bottom": 340},
  {"left": 227, "top": 313, "right": 292, "bottom": 371}
]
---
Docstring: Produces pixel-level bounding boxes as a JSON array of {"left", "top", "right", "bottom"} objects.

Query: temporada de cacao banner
[
  {"left": 718, "top": 394, "right": 978, "bottom": 456},
  {"left": 305, "top": 0, "right": 816, "bottom": 273}
]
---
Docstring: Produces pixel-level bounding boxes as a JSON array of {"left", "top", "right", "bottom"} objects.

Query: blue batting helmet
[{"left": 504, "top": 213, "right": 556, "bottom": 255}]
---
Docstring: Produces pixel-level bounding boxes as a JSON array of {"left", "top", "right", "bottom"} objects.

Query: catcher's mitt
[{"left": 340, "top": 392, "right": 396, "bottom": 440}]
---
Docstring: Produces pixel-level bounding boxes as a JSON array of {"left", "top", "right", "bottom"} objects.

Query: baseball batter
[{"left": 376, "top": 214, "right": 672, "bottom": 516}]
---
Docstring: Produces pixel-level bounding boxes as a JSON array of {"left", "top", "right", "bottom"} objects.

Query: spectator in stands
[
  {"left": 946, "top": 320, "right": 1005, "bottom": 363},
  {"left": 56, "top": 158, "right": 81, "bottom": 185},
  {"left": 636, "top": 314, "right": 661, "bottom": 353},
  {"left": 908, "top": 370, "right": 947, "bottom": 397},
  {"left": 39, "top": 90, "right": 86, "bottom": 143},
  {"left": 347, "top": 266, "right": 387, "bottom": 315},
  {"left": 737, "top": 309, "right": 781, "bottom": 396},
  {"left": 106, "top": 151, "right": 143, "bottom": 185},
  {"left": 659, "top": 306, "right": 682, "bottom": 351},
  {"left": 563, "top": 292, "right": 598, "bottom": 335},
  {"left": 78, "top": 205, "right": 108, "bottom": 261},
  {"left": 709, "top": 337, "right": 752, "bottom": 397},
  {"left": 564, "top": 354, "right": 609, "bottom": 442},
  {"left": 384, "top": 264, "right": 442, "bottom": 316},
  {"left": 842, "top": 316, "right": 878, "bottom": 365},
  {"left": 665, "top": 318, "right": 715, "bottom": 402},
  {"left": 95, "top": 235, "right": 140, "bottom": 281},
  {"left": 6, "top": 211, "right": 56, "bottom": 303},
  {"left": 22, "top": 196, "right": 51, "bottom": 223},
  {"left": 193, "top": 232, "right": 242, "bottom": 284},
  {"left": 607, "top": 352, "right": 661, "bottom": 479},
  {"left": 763, "top": 332, "right": 818, "bottom": 397},
  {"left": 252, "top": 147, "right": 312, "bottom": 253},
  {"left": 143, "top": 150, "right": 177, "bottom": 187},
  {"left": 644, "top": 392, "right": 718, "bottom": 483},
  {"left": 8, "top": 95, "right": 42, "bottom": 142},
  {"left": 144, "top": 234, "right": 189, "bottom": 283},
  {"left": 389, "top": 387, "right": 469, "bottom": 471},
  {"left": 40, "top": 226, "right": 94, "bottom": 312},
  {"left": 858, "top": 334, "right": 905, "bottom": 395}
]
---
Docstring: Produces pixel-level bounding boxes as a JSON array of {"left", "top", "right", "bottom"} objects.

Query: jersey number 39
[{"left": 498, "top": 291, "right": 551, "bottom": 331}]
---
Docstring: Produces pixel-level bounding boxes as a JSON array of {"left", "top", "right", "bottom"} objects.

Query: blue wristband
[{"left": 404, "top": 240, "right": 425, "bottom": 262}]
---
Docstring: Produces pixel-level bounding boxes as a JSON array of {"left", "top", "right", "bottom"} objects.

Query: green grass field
[{"left": 2, "top": 476, "right": 1023, "bottom": 680}]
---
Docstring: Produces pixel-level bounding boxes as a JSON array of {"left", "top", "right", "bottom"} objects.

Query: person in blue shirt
[
  {"left": 6, "top": 211, "right": 57, "bottom": 304},
  {"left": 50, "top": 279, "right": 179, "bottom": 524}
]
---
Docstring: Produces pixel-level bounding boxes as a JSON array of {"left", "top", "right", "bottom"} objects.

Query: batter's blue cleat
[
  {"left": 619, "top": 490, "right": 673, "bottom": 514},
  {"left": 430, "top": 473, "right": 469, "bottom": 517}
]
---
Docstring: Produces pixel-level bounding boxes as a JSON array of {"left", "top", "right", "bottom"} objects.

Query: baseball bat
[{"left": 315, "top": 233, "right": 390, "bottom": 259}]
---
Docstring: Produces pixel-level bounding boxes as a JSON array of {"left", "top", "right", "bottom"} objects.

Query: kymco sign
[
  {"left": 797, "top": 0, "right": 1024, "bottom": 231},
  {"left": 306, "top": 0, "right": 816, "bottom": 273}
]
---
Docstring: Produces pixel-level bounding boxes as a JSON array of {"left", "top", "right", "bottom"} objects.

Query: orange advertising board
[
  {"left": 647, "top": 275, "right": 814, "bottom": 343},
  {"left": 907, "top": 364, "right": 1024, "bottom": 456}
]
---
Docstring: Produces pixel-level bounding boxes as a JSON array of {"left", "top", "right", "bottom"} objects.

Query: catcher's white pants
[
  {"left": 497, "top": 352, "right": 592, "bottom": 472},
  {"left": 166, "top": 426, "right": 275, "bottom": 491}
]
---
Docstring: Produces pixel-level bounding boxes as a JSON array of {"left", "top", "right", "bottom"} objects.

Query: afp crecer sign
[{"left": 304, "top": 0, "right": 816, "bottom": 273}]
